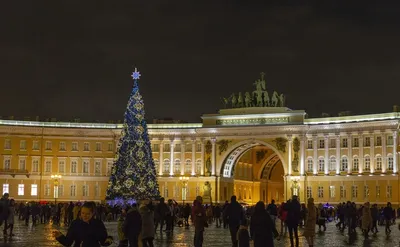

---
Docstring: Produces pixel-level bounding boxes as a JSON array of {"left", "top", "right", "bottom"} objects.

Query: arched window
[
  {"left": 388, "top": 155, "right": 394, "bottom": 171},
  {"left": 174, "top": 159, "right": 181, "bottom": 173},
  {"left": 329, "top": 156, "right": 336, "bottom": 171},
  {"left": 353, "top": 157, "right": 359, "bottom": 171},
  {"left": 185, "top": 159, "right": 191, "bottom": 173},
  {"left": 364, "top": 156, "right": 370, "bottom": 171},
  {"left": 318, "top": 158, "right": 325, "bottom": 172},
  {"left": 307, "top": 158, "right": 313, "bottom": 172},
  {"left": 341, "top": 157, "right": 348, "bottom": 171},
  {"left": 154, "top": 159, "right": 159, "bottom": 173},
  {"left": 163, "top": 159, "right": 170, "bottom": 173},
  {"left": 196, "top": 159, "right": 202, "bottom": 174},
  {"left": 376, "top": 156, "right": 382, "bottom": 171}
]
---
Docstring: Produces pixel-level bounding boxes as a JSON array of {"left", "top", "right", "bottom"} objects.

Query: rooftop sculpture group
[{"left": 222, "top": 72, "right": 285, "bottom": 108}]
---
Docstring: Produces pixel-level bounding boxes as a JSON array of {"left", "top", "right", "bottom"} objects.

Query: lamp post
[
  {"left": 51, "top": 174, "right": 62, "bottom": 204},
  {"left": 179, "top": 176, "right": 189, "bottom": 205}
]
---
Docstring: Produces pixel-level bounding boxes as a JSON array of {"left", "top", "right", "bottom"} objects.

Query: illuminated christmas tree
[{"left": 106, "top": 68, "right": 160, "bottom": 201}]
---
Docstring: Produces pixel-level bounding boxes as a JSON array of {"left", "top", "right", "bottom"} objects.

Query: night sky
[{"left": 1, "top": 2, "right": 400, "bottom": 123}]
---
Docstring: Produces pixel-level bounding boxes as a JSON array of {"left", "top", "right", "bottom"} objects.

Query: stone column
[
  {"left": 348, "top": 135, "right": 352, "bottom": 174},
  {"left": 370, "top": 134, "right": 375, "bottom": 173},
  {"left": 159, "top": 141, "right": 164, "bottom": 176},
  {"left": 313, "top": 136, "right": 318, "bottom": 174},
  {"left": 324, "top": 135, "right": 329, "bottom": 175},
  {"left": 181, "top": 141, "right": 185, "bottom": 175},
  {"left": 201, "top": 139, "right": 205, "bottom": 176},
  {"left": 359, "top": 134, "right": 364, "bottom": 173},
  {"left": 288, "top": 135, "right": 293, "bottom": 175},
  {"left": 300, "top": 136, "right": 305, "bottom": 175},
  {"left": 393, "top": 131, "right": 398, "bottom": 173},
  {"left": 170, "top": 140, "right": 175, "bottom": 176},
  {"left": 191, "top": 139, "right": 196, "bottom": 176},
  {"left": 336, "top": 135, "right": 340, "bottom": 174},
  {"left": 382, "top": 132, "right": 387, "bottom": 173},
  {"left": 211, "top": 138, "right": 216, "bottom": 176}
]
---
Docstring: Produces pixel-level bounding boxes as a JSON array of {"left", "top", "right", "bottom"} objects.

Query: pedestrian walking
[
  {"left": 123, "top": 203, "right": 142, "bottom": 247},
  {"left": 250, "top": 201, "right": 279, "bottom": 247},
  {"left": 224, "top": 195, "right": 244, "bottom": 247},
  {"left": 303, "top": 198, "right": 316, "bottom": 247},
  {"left": 285, "top": 195, "right": 301, "bottom": 247},
  {"left": 192, "top": 196, "right": 206, "bottom": 247},
  {"left": 140, "top": 201, "right": 155, "bottom": 247}
]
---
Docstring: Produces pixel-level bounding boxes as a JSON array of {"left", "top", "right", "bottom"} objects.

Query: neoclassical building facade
[{"left": 0, "top": 107, "right": 399, "bottom": 206}]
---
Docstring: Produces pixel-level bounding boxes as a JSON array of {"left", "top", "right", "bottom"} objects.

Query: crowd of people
[{"left": 0, "top": 191, "right": 399, "bottom": 247}]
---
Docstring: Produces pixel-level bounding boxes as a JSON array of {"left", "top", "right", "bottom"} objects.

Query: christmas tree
[{"left": 106, "top": 68, "right": 160, "bottom": 201}]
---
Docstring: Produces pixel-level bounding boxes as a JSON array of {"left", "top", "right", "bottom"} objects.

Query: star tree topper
[{"left": 131, "top": 67, "right": 141, "bottom": 80}]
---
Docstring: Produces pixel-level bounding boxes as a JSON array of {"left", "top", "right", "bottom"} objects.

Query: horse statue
[
  {"left": 230, "top": 93, "right": 237, "bottom": 108},
  {"left": 263, "top": 91, "right": 270, "bottom": 107},
  {"left": 271, "top": 91, "right": 279, "bottom": 107},
  {"left": 237, "top": 92, "right": 244, "bottom": 107},
  {"left": 279, "top": 93, "right": 285, "bottom": 107},
  {"left": 244, "top": 92, "right": 252, "bottom": 107}
]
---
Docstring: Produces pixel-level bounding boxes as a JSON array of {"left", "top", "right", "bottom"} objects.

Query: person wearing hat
[{"left": 303, "top": 198, "right": 316, "bottom": 247}]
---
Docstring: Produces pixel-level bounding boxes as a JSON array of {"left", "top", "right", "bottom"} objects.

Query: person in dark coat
[
  {"left": 224, "top": 195, "right": 244, "bottom": 247},
  {"left": 285, "top": 196, "right": 301, "bottom": 247},
  {"left": 250, "top": 201, "right": 279, "bottom": 247},
  {"left": 192, "top": 196, "right": 206, "bottom": 247},
  {"left": 183, "top": 203, "right": 191, "bottom": 227},
  {"left": 0, "top": 193, "right": 10, "bottom": 235},
  {"left": 155, "top": 197, "right": 169, "bottom": 232},
  {"left": 53, "top": 202, "right": 113, "bottom": 247},
  {"left": 123, "top": 204, "right": 142, "bottom": 247}
]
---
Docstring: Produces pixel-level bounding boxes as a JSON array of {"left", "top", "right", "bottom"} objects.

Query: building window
[
  {"left": 365, "top": 137, "right": 371, "bottom": 146},
  {"left": 31, "top": 184, "right": 38, "bottom": 196},
  {"left": 364, "top": 185, "right": 369, "bottom": 198},
  {"left": 196, "top": 159, "right": 202, "bottom": 174},
  {"left": 307, "top": 158, "right": 313, "bottom": 172},
  {"left": 353, "top": 157, "right": 359, "bottom": 171},
  {"left": 58, "top": 160, "right": 65, "bottom": 173},
  {"left": 376, "top": 186, "right": 381, "bottom": 198},
  {"left": 364, "top": 156, "right": 370, "bottom": 171},
  {"left": 72, "top": 142, "right": 78, "bottom": 151},
  {"left": 108, "top": 143, "right": 113, "bottom": 152},
  {"left": 4, "top": 139, "right": 11, "bottom": 150},
  {"left": 20, "top": 140, "right": 26, "bottom": 150},
  {"left": 196, "top": 143, "right": 202, "bottom": 152},
  {"left": 340, "top": 157, "right": 348, "bottom": 171},
  {"left": 342, "top": 138, "right": 348, "bottom": 148},
  {"left": 307, "top": 186, "right": 312, "bottom": 198},
  {"left": 32, "top": 141, "right": 39, "bottom": 150},
  {"left": 19, "top": 158, "right": 26, "bottom": 170},
  {"left": 71, "top": 161, "right": 77, "bottom": 173},
  {"left": 330, "top": 139, "right": 336, "bottom": 148},
  {"left": 45, "top": 141, "right": 52, "bottom": 150},
  {"left": 186, "top": 144, "right": 192, "bottom": 152},
  {"left": 4, "top": 158, "right": 11, "bottom": 170},
  {"left": 59, "top": 142, "right": 66, "bottom": 151},
  {"left": 340, "top": 186, "right": 346, "bottom": 199},
  {"left": 318, "top": 186, "right": 324, "bottom": 198},
  {"left": 83, "top": 185, "right": 89, "bottom": 197},
  {"left": 319, "top": 140, "right": 325, "bottom": 149},
  {"left": 95, "top": 161, "right": 101, "bottom": 175},
  {"left": 352, "top": 186, "right": 358, "bottom": 198},
  {"left": 2, "top": 184, "right": 9, "bottom": 194},
  {"left": 164, "top": 144, "right": 170, "bottom": 152},
  {"left": 18, "top": 184, "right": 24, "bottom": 196},
  {"left": 329, "top": 157, "right": 336, "bottom": 171},
  {"left": 329, "top": 186, "right": 335, "bottom": 198},
  {"left": 174, "top": 159, "right": 180, "bottom": 173},
  {"left": 175, "top": 144, "right": 181, "bottom": 152},
  {"left": 83, "top": 161, "right": 89, "bottom": 173},
  {"left": 307, "top": 140, "right": 313, "bottom": 149},
  {"left": 154, "top": 159, "right": 159, "bottom": 173},
  {"left": 44, "top": 184, "right": 50, "bottom": 196},
  {"left": 107, "top": 161, "right": 113, "bottom": 175},
  {"left": 376, "top": 156, "right": 382, "bottom": 171},
  {"left": 353, "top": 138, "right": 359, "bottom": 147},
  {"left": 163, "top": 159, "right": 170, "bottom": 173},
  {"left": 58, "top": 185, "right": 64, "bottom": 197},
  {"left": 318, "top": 158, "right": 325, "bottom": 172},
  {"left": 83, "top": 142, "right": 90, "bottom": 151},
  {"left": 152, "top": 144, "right": 160, "bottom": 152},
  {"left": 388, "top": 156, "right": 394, "bottom": 171},
  {"left": 70, "top": 185, "right": 76, "bottom": 197},
  {"left": 45, "top": 160, "right": 52, "bottom": 173},
  {"left": 164, "top": 187, "right": 169, "bottom": 198},
  {"left": 376, "top": 136, "right": 382, "bottom": 146},
  {"left": 388, "top": 136, "right": 394, "bottom": 145},
  {"left": 32, "top": 159, "right": 39, "bottom": 173},
  {"left": 95, "top": 184, "right": 100, "bottom": 197},
  {"left": 387, "top": 185, "right": 392, "bottom": 198},
  {"left": 95, "top": 142, "right": 101, "bottom": 151},
  {"left": 185, "top": 159, "right": 191, "bottom": 173}
]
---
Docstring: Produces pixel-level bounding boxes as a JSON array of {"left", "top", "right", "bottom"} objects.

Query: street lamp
[
  {"left": 51, "top": 174, "right": 62, "bottom": 204},
  {"left": 179, "top": 176, "right": 189, "bottom": 205}
]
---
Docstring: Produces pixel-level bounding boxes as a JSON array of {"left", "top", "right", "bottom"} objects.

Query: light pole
[
  {"left": 179, "top": 176, "right": 189, "bottom": 205},
  {"left": 51, "top": 174, "right": 62, "bottom": 204}
]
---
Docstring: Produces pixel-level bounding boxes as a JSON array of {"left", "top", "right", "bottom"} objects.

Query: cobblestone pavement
[{"left": 1, "top": 219, "right": 400, "bottom": 247}]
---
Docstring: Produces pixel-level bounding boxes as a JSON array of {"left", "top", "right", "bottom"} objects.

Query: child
[
  {"left": 237, "top": 219, "right": 250, "bottom": 247},
  {"left": 117, "top": 209, "right": 128, "bottom": 247}
]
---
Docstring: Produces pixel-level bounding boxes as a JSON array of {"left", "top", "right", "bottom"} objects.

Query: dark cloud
[{"left": 0, "top": 2, "right": 399, "bottom": 122}]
